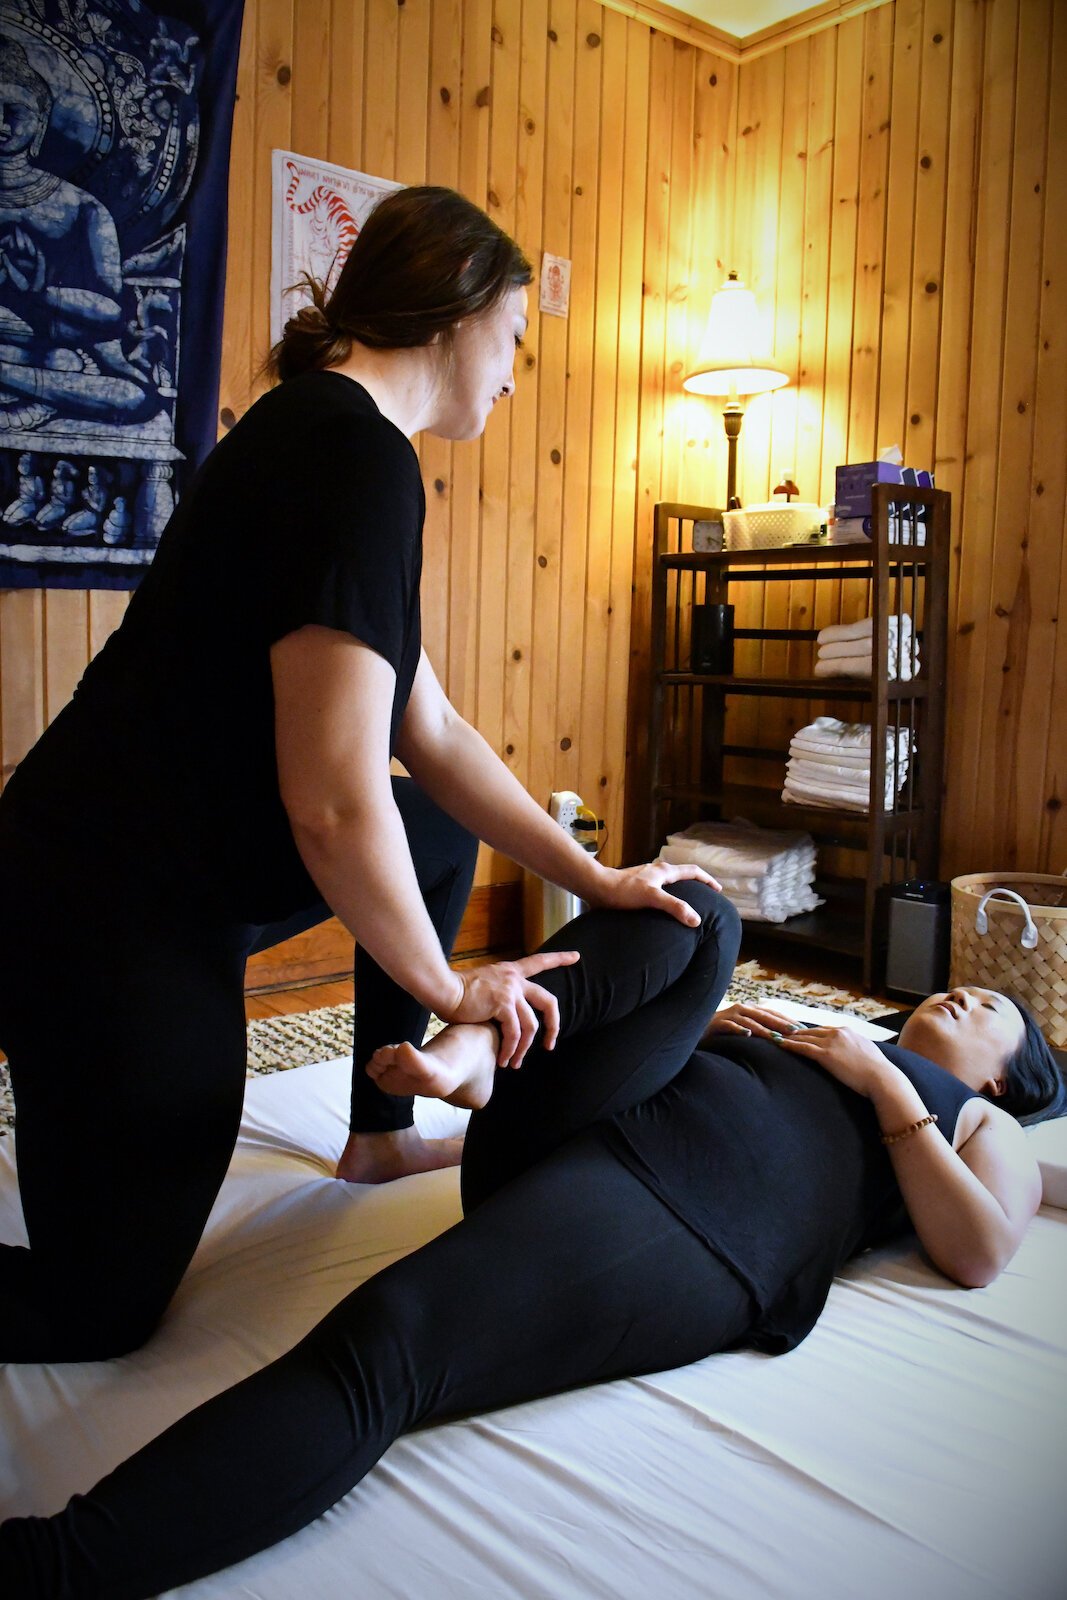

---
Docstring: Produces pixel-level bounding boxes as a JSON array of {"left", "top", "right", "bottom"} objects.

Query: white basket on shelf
[{"left": 723, "top": 502, "right": 824, "bottom": 550}]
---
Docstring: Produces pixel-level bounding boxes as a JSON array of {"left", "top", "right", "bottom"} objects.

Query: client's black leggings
[
  {"left": 0, "top": 885, "right": 750, "bottom": 1600},
  {"left": 0, "top": 779, "right": 477, "bottom": 1362}
]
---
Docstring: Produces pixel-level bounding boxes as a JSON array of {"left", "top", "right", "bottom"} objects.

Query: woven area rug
[{"left": 0, "top": 963, "right": 894, "bottom": 1139}]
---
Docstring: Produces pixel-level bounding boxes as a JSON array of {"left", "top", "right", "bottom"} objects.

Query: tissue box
[{"left": 835, "top": 461, "right": 904, "bottom": 520}]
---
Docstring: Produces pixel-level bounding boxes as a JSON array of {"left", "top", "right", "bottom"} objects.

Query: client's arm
[{"left": 776, "top": 1027, "right": 1042, "bottom": 1288}]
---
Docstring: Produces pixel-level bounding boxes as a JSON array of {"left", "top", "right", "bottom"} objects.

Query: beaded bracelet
[{"left": 880, "top": 1112, "right": 938, "bottom": 1146}]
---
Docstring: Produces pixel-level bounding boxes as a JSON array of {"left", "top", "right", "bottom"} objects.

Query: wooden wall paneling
[
  {"left": 786, "top": 27, "right": 836, "bottom": 725},
  {"left": 973, "top": 0, "right": 1049, "bottom": 868},
  {"left": 0, "top": 592, "right": 44, "bottom": 787},
  {"left": 220, "top": 4, "right": 258, "bottom": 423},
  {"left": 718, "top": 49, "right": 760, "bottom": 790},
  {"left": 931, "top": 0, "right": 982, "bottom": 873},
  {"left": 682, "top": 60, "right": 732, "bottom": 513},
  {"left": 327, "top": 0, "right": 367, "bottom": 170},
  {"left": 942, "top": 0, "right": 1017, "bottom": 870},
  {"left": 577, "top": 6, "right": 625, "bottom": 837},
  {"left": 759, "top": 39, "right": 808, "bottom": 768},
  {"left": 767, "top": 39, "right": 807, "bottom": 507},
  {"left": 420, "top": 0, "right": 463, "bottom": 689},
  {"left": 291, "top": 0, "right": 331, "bottom": 160},
  {"left": 685, "top": 58, "right": 738, "bottom": 512},
  {"left": 42, "top": 592, "right": 89, "bottom": 727},
  {"left": 477, "top": 1, "right": 522, "bottom": 773},
  {"left": 396, "top": 0, "right": 432, "bottom": 185},
  {"left": 623, "top": 27, "right": 673, "bottom": 861},
  {"left": 734, "top": 49, "right": 786, "bottom": 512},
  {"left": 252, "top": 0, "right": 296, "bottom": 397},
  {"left": 846, "top": 3, "right": 893, "bottom": 465},
  {"left": 875, "top": 0, "right": 923, "bottom": 457},
  {"left": 1034, "top": 0, "right": 1067, "bottom": 870},
  {"left": 363, "top": 0, "right": 400, "bottom": 178},
  {"left": 930, "top": 0, "right": 980, "bottom": 507},
  {"left": 732, "top": 50, "right": 785, "bottom": 786},
  {"left": 836, "top": 4, "right": 892, "bottom": 672},
  {"left": 527, "top": 0, "right": 576, "bottom": 812},
  {"left": 820, "top": 13, "right": 862, "bottom": 514},
  {"left": 556, "top": 5, "right": 604, "bottom": 802},
  {"left": 901, "top": 0, "right": 952, "bottom": 477},
  {"left": 449, "top": 0, "right": 492, "bottom": 741},
  {"left": 664, "top": 38, "right": 696, "bottom": 513},
  {"left": 609, "top": 20, "right": 651, "bottom": 861},
  {"left": 662, "top": 43, "right": 697, "bottom": 794},
  {"left": 501, "top": 0, "right": 549, "bottom": 803}
]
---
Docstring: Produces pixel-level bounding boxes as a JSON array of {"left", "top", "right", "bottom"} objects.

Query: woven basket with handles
[{"left": 950, "top": 872, "right": 1067, "bottom": 1046}]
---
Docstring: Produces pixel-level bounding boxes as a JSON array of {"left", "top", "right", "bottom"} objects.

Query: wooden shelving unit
[{"left": 647, "top": 485, "right": 951, "bottom": 989}]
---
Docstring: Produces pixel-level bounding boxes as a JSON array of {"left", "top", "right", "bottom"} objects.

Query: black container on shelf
[{"left": 690, "top": 603, "right": 734, "bottom": 674}]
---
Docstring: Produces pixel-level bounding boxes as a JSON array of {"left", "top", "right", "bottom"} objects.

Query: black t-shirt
[
  {"left": 605, "top": 1041, "right": 978, "bottom": 1353},
  {"left": 1, "top": 372, "right": 424, "bottom": 922}
]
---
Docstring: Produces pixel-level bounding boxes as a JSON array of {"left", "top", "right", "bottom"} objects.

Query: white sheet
[{"left": 3, "top": 1026, "right": 1066, "bottom": 1600}]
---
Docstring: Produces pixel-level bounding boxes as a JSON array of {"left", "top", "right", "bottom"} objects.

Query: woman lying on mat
[
  {"left": 2, "top": 885, "right": 1063, "bottom": 1599},
  {"left": 0, "top": 185, "right": 715, "bottom": 1365}
]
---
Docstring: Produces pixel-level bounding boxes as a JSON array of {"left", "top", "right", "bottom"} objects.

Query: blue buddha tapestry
[{"left": 0, "top": 0, "right": 244, "bottom": 589}]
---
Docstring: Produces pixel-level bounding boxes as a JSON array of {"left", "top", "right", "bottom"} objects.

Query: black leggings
[
  {"left": 0, "top": 779, "right": 477, "bottom": 1362},
  {"left": 0, "top": 884, "right": 752, "bottom": 1600}
]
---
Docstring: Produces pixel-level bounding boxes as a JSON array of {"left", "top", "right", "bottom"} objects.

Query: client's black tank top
[{"left": 605, "top": 1041, "right": 977, "bottom": 1353}]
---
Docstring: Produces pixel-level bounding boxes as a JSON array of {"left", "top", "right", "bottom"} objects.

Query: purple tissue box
[{"left": 835, "top": 461, "right": 905, "bottom": 520}]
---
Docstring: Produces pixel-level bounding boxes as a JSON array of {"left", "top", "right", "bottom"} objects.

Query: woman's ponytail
[{"left": 266, "top": 274, "right": 354, "bottom": 382}]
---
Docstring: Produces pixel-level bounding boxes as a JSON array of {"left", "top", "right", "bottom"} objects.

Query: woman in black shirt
[
  {"left": 0, "top": 188, "right": 715, "bottom": 1363},
  {"left": 1, "top": 882, "right": 1061, "bottom": 1598}
]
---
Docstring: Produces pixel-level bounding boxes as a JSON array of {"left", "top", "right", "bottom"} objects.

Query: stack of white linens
[
  {"left": 658, "top": 818, "right": 823, "bottom": 923},
  {"left": 814, "top": 614, "right": 919, "bottom": 679},
  {"left": 783, "top": 716, "right": 912, "bottom": 812}
]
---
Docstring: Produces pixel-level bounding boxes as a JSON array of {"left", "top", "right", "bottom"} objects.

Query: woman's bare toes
[{"left": 366, "top": 1028, "right": 496, "bottom": 1109}]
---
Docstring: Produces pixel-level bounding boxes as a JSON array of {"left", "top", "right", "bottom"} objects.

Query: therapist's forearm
[
  {"left": 398, "top": 715, "right": 608, "bottom": 899},
  {"left": 291, "top": 800, "right": 464, "bottom": 1018}
]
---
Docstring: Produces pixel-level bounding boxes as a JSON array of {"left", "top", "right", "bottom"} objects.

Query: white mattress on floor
[{"left": 3, "top": 1027, "right": 1067, "bottom": 1600}]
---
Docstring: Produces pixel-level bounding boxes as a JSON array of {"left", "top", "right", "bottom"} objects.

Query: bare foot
[
  {"left": 366, "top": 1022, "right": 498, "bottom": 1111},
  {"left": 335, "top": 1127, "right": 464, "bottom": 1185}
]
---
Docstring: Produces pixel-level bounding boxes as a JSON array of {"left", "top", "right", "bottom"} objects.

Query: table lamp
[{"left": 683, "top": 271, "right": 790, "bottom": 506}]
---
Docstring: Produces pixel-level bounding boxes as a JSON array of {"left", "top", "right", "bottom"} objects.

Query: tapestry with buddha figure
[{"left": 0, "top": 0, "right": 244, "bottom": 588}]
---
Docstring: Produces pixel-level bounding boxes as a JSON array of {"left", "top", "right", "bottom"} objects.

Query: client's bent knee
[{"left": 669, "top": 881, "right": 742, "bottom": 935}]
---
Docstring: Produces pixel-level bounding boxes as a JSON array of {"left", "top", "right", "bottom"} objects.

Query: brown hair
[{"left": 267, "top": 186, "right": 532, "bottom": 383}]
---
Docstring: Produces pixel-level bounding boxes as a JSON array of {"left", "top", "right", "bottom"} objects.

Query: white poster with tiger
[{"left": 270, "top": 153, "right": 402, "bottom": 347}]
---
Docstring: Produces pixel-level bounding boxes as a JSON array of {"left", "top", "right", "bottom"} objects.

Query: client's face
[{"left": 898, "top": 987, "right": 1024, "bottom": 1098}]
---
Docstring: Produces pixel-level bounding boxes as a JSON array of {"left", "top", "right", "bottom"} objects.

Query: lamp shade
[{"left": 683, "top": 271, "right": 790, "bottom": 398}]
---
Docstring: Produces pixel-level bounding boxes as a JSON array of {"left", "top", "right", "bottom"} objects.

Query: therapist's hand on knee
[
  {"left": 447, "top": 951, "right": 581, "bottom": 1068},
  {"left": 590, "top": 861, "right": 722, "bottom": 927}
]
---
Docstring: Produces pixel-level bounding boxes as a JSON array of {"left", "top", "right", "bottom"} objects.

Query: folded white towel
[
  {"left": 786, "top": 758, "right": 897, "bottom": 791},
  {"left": 814, "top": 653, "right": 873, "bottom": 678},
  {"left": 782, "top": 784, "right": 874, "bottom": 814},
  {"left": 817, "top": 614, "right": 914, "bottom": 647},
  {"left": 818, "top": 636, "right": 876, "bottom": 660},
  {"left": 816, "top": 616, "right": 919, "bottom": 679},
  {"left": 817, "top": 616, "right": 876, "bottom": 645},
  {"left": 782, "top": 777, "right": 900, "bottom": 813},
  {"left": 659, "top": 819, "right": 822, "bottom": 922},
  {"left": 788, "top": 739, "right": 874, "bottom": 768},
  {"left": 793, "top": 717, "right": 912, "bottom": 759}
]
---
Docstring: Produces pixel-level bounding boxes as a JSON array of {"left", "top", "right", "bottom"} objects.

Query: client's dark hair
[
  {"left": 267, "top": 186, "right": 532, "bottom": 382},
  {"left": 1002, "top": 999, "right": 1067, "bottom": 1125}
]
